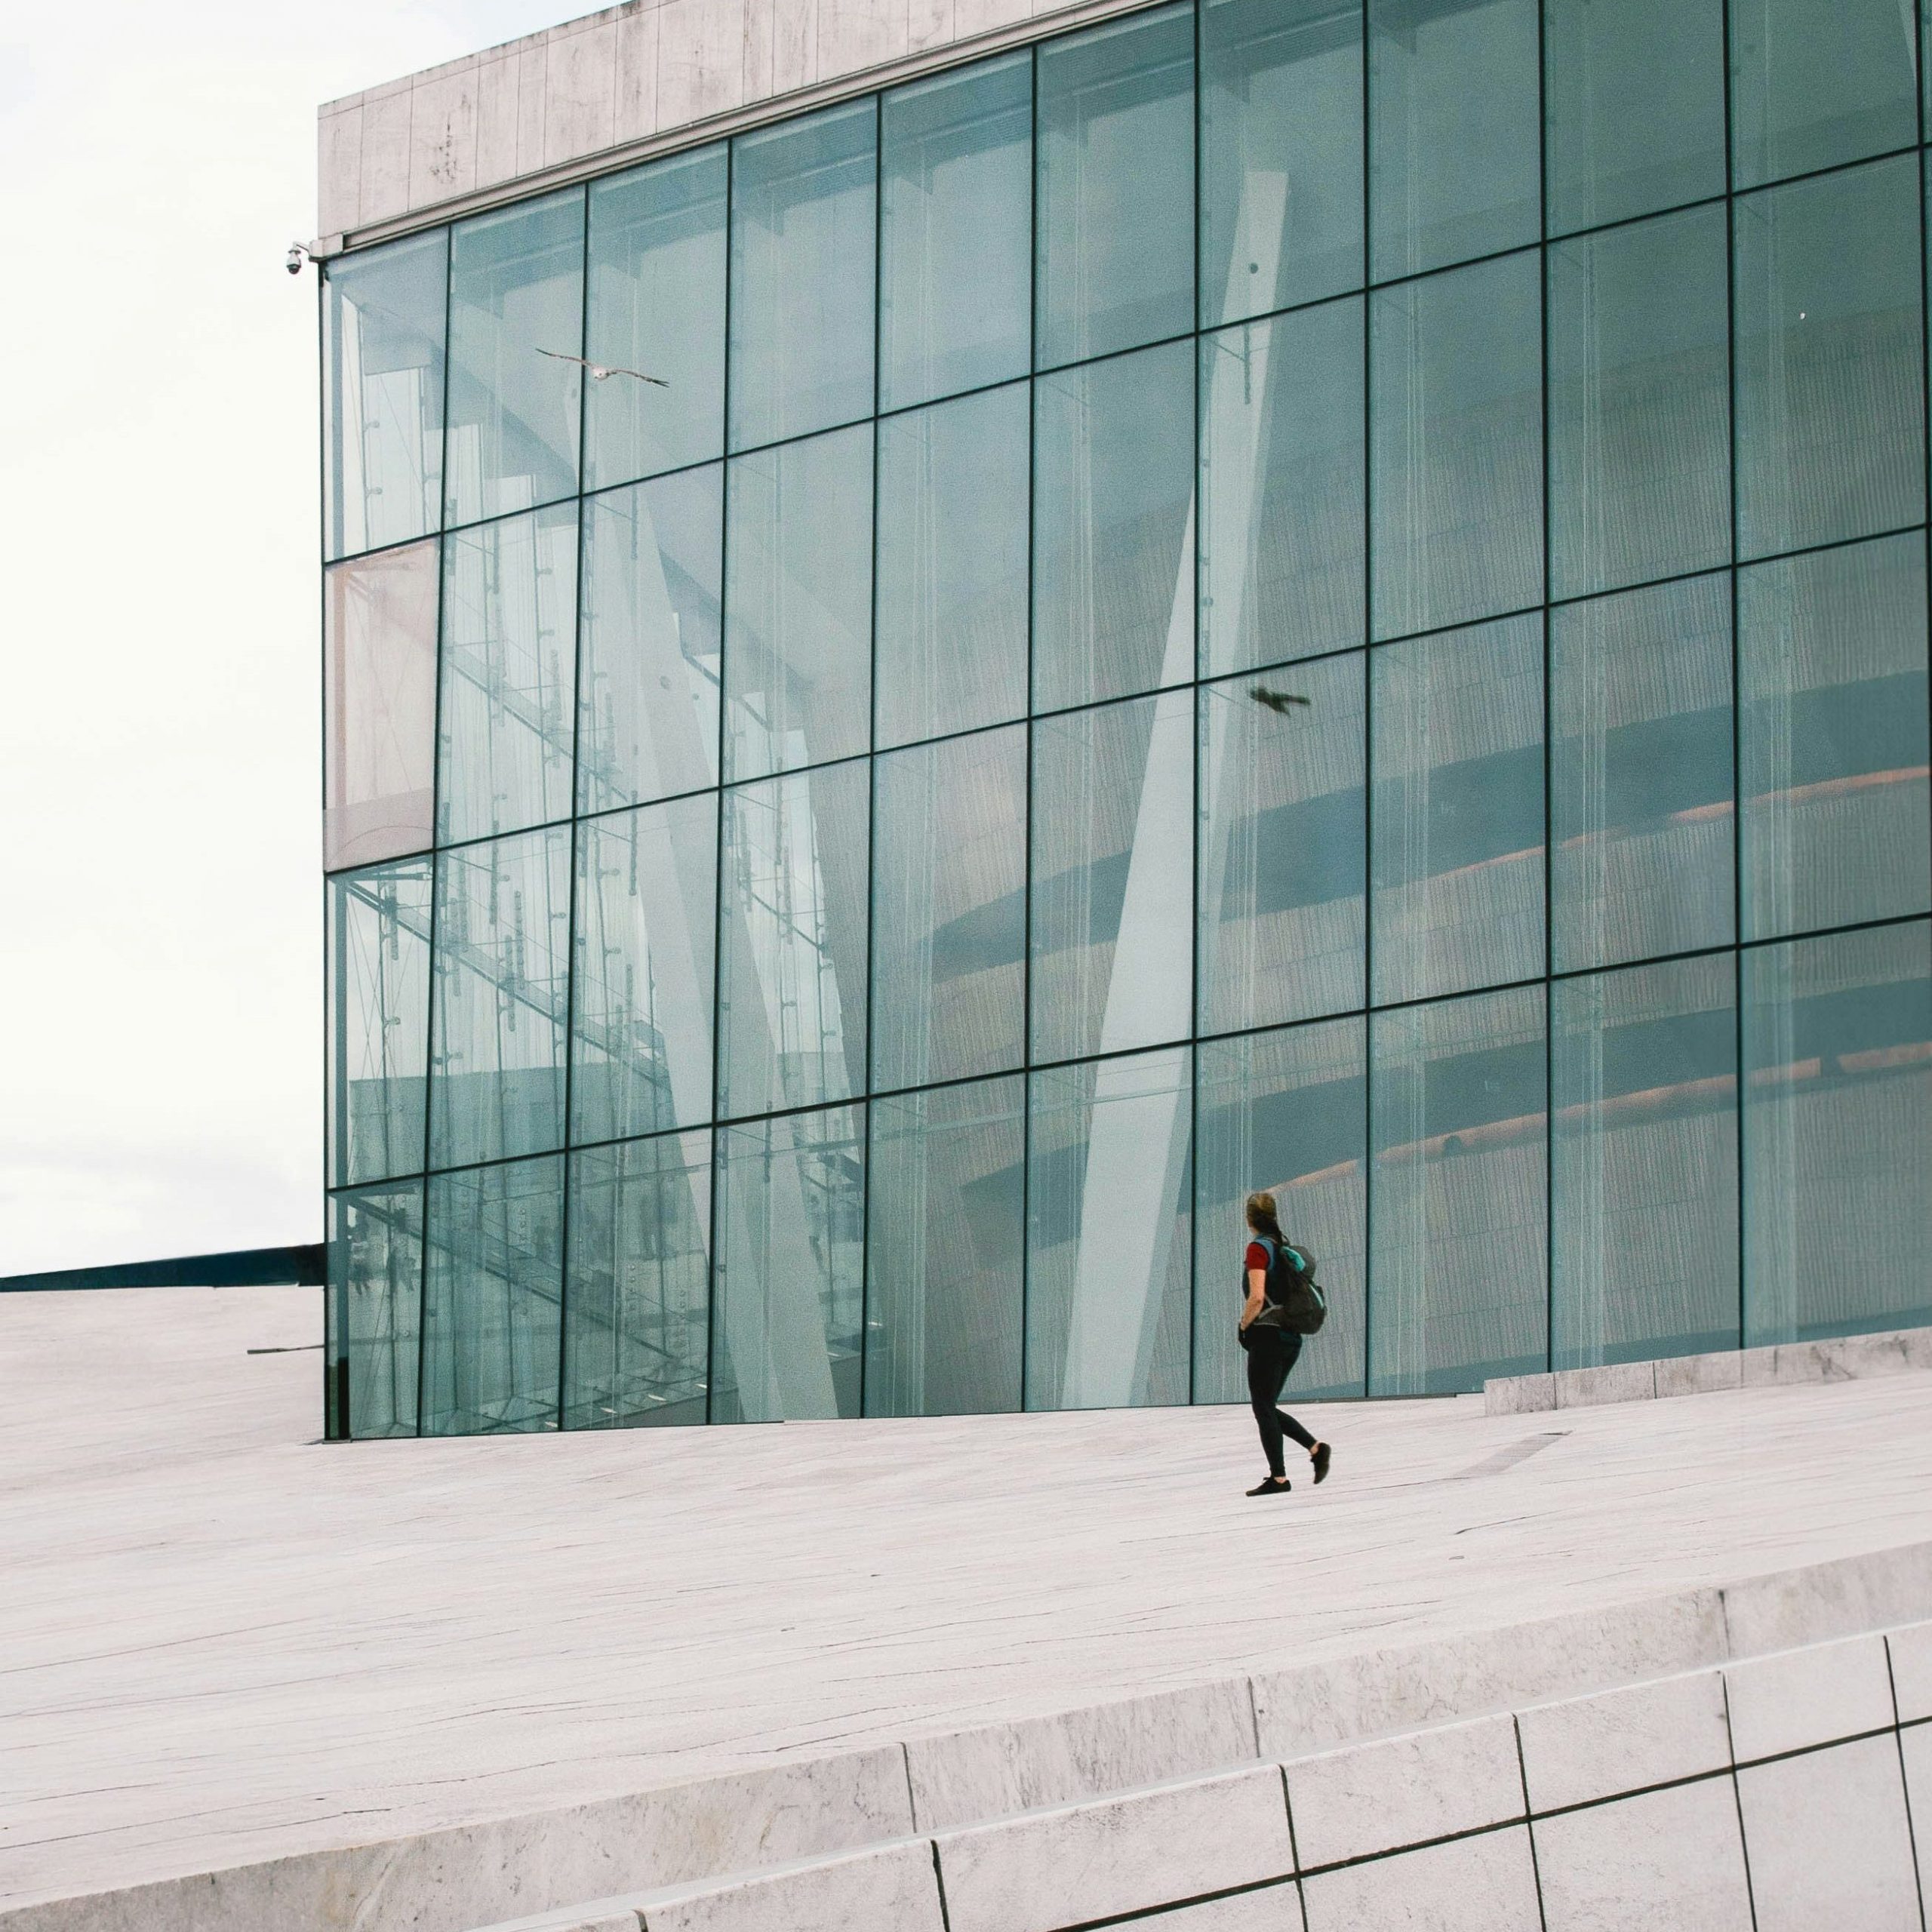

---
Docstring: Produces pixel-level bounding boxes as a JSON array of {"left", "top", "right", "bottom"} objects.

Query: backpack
[{"left": 1247, "top": 1236, "right": 1328, "bottom": 1337}]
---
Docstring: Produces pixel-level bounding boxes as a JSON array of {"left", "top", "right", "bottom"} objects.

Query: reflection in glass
[
  {"left": 1028, "top": 1047, "right": 1192, "bottom": 1410},
  {"left": 1371, "top": 614, "right": 1545, "bottom": 1004},
  {"left": 324, "top": 230, "right": 446, "bottom": 561},
  {"left": 1199, "top": 655, "right": 1364, "bottom": 1032},
  {"left": 328, "top": 859, "right": 432, "bottom": 1188},
  {"left": 1553, "top": 957, "right": 1739, "bottom": 1369},
  {"left": 1032, "top": 693, "right": 1193, "bottom": 1063},
  {"left": 1036, "top": 3, "right": 1195, "bottom": 368},
  {"left": 420, "top": 1154, "right": 564, "bottom": 1434},
  {"left": 1743, "top": 921, "right": 1932, "bottom": 1343},
  {"left": 1200, "top": 0, "right": 1362, "bottom": 325},
  {"left": 1739, "top": 534, "right": 1932, "bottom": 940},
  {"left": 717, "top": 762, "right": 869, "bottom": 1120},
  {"left": 563, "top": 1131, "right": 711, "bottom": 1428},
  {"left": 730, "top": 101, "right": 877, "bottom": 449},
  {"left": 428, "top": 826, "right": 573, "bottom": 1170},
  {"left": 1368, "top": 0, "right": 1540, "bottom": 280},
  {"left": 437, "top": 504, "right": 580, "bottom": 844},
  {"left": 1195, "top": 1021, "right": 1366, "bottom": 1405},
  {"left": 571, "top": 795, "right": 717, "bottom": 1145},
  {"left": 1370, "top": 985, "right": 1547, "bottom": 1393},
  {"left": 872, "top": 727, "right": 1026, "bottom": 1090},
  {"left": 586, "top": 144, "right": 727, "bottom": 488},
  {"left": 875, "top": 384, "right": 1030, "bottom": 749},
  {"left": 1730, "top": 0, "right": 1918, "bottom": 191},
  {"left": 328, "top": 1181, "right": 423, "bottom": 1441},
  {"left": 1198, "top": 300, "right": 1364, "bottom": 677},
  {"left": 866, "top": 1078, "right": 1025, "bottom": 1417},
  {"left": 714, "top": 1103, "right": 866, "bottom": 1420},
  {"left": 724, "top": 425, "right": 872, "bottom": 783},
  {"left": 880, "top": 54, "right": 1032, "bottom": 411},
  {"left": 577, "top": 466, "right": 722, "bottom": 814},
  {"left": 325, "top": 540, "right": 439, "bottom": 871},
  {"left": 1370, "top": 250, "right": 1543, "bottom": 640},
  {"left": 1734, "top": 157, "right": 1925, "bottom": 561},
  {"left": 1551, "top": 576, "right": 1734, "bottom": 974},
  {"left": 1033, "top": 340, "right": 1196, "bottom": 712},
  {"left": 1543, "top": 0, "right": 1726, "bottom": 235},
  {"left": 1547, "top": 206, "right": 1730, "bottom": 601},
  {"left": 445, "top": 188, "right": 584, "bottom": 526}
]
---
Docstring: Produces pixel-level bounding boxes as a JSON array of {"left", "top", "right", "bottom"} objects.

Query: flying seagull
[
  {"left": 1251, "top": 685, "right": 1312, "bottom": 713},
  {"left": 537, "top": 348, "right": 669, "bottom": 386}
]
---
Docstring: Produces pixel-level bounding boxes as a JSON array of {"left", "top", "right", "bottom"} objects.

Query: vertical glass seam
[
  {"left": 860, "top": 93, "right": 886, "bottom": 1418},
  {"left": 1187, "top": 0, "right": 1204, "bottom": 1403},
  {"left": 1358, "top": 0, "right": 1376, "bottom": 1398},
  {"left": 1537, "top": 0, "right": 1555, "bottom": 1374},
  {"left": 1020, "top": 36, "right": 1041, "bottom": 1412}
]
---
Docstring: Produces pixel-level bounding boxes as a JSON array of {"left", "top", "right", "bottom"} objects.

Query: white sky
[{"left": 0, "top": 2, "right": 592, "bottom": 1274}]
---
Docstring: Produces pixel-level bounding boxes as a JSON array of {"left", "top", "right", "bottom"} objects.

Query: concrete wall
[{"left": 317, "top": 0, "right": 1156, "bottom": 246}]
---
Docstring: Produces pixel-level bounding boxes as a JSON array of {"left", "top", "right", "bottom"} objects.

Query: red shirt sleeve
[{"left": 1244, "top": 1241, "right": 1270, "bottom": 1272}]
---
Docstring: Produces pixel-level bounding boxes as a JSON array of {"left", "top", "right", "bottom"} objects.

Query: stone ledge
[{"left": 1485, "top": 1324, "right": 1932, "bottom": 1417}]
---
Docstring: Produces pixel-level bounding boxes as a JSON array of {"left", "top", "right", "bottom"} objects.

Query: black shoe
[
  {"left": 1246, "top": 1475, "right": 1292, "bottom": 1497},
  {"left": 1311, "top": 1443, "right": 1331, "bottom": 1485}
]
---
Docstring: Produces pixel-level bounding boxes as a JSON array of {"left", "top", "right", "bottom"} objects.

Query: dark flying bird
[
  {"left": 1250, "top": 685, "right": 1312, "bottom": 714},
  {"left": 537, "top": 348, "right": 669, "bottom": 386}
]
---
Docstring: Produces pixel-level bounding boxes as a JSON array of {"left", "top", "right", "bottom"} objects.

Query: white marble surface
[
  {"left": 1724, "top": 1632, "right": 1898, "bottom": 1761},
  {"left": 1515, "top": 1670, "right": 1730, "bottom": 1813},
  {"left": 1128, "top": 1887, "right": 1303, "bottom": 1930},
  {"left": 5, "top": 1289, "right": 1932, "bottom": 1919},
  {"left": 1283, "top": 1715, "right": 1522, "bottom": 1867},
  {"left": 1532, "top": 1779, "right": 1753, "bottom": 1932},
  {"left": 1737, "top": 1737, "right": 1923, "bottom": 1932},
  {"left": 1298, "top": 1827, "right": 1541, "bottom": 1932},
  {"left": 1889, "top": 1618, "right": 1932, "bottom": 1722}
]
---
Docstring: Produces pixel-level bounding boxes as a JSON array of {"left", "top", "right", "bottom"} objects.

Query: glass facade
[{"left": 323, "top": 0, "right": 1932, "bottom": 1438}]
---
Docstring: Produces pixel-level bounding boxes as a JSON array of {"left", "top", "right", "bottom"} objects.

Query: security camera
[{"left": 287, "top": 243, "right": 309, "bottom": 276}]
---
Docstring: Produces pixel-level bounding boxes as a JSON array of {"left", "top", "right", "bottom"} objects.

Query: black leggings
[{"left": 1245, "top": 1331, "right": 1316, "bottom": 1478}]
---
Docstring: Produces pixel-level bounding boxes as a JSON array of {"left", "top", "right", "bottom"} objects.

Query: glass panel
[
  {"left": 1371, "top": 613, "right": 1545, "bottom": 1005},
  {"left": 1200, "top": 0, "right": 1364, "bottom": 325},
  {"left": 328, "top": 859, "right": 433, "bottom": 1188},
  {"left": 713, "top": 1103, "right": 866, "bottom": 1420},
  {"left": 1731, "top": 0, "right": 1918, "bottom": 191},
  {"left": 1033, "top": 340, "right": 1196, "bottom": 712},
  {"left": 577, "top": 465, "right": 723, "bottom": 816},
  {"left": 327, "top": 1181, "right": 423, "bottom": 1441},
  {"left": 428, "top": 826, "right": 573, "bottom": 1170},
  {"left": 717, "top": 761, "right": 869, "bottom": 1120},
  {"left": 562, "top": 1130, "right": 711, "bottom": 1429},
  {"left": 1369, "top": 250, "right": 1543, "bottom": 640},
  {"left": 571, "top": 794, "right": 718, "bottom": 1145},
  {"left": 437, "top": 504, "right": 580, "bottom": 844},
  {"left": 1743, "top": 921, "right": 1932, "bottom": 1343},
  {"left": 324, "top": 539, "right": 439, "bottom": 871},
  {"left": 445, "top": 188, "right": 584, "bottom": 526},
  {"left": 1032, "top": 692, "right": 1194, "bottom": 1063},
  {"left": 880, "top": 53, "right": 1032, "bottom": 411},
  {"left": 1026, "top": 1045, "right": 1192, "bottom": 1410},
  {"left": 1199, "top": 298, "right": 1365, "bottom": 678},
  {"left": 1734, "top": 157, "right": 1925, "bottom": 561},
  {"left": 585, "top": 143, "right": 727, "bottom": 489},
  {"left": 1195, "top": 1021, "right": 1366, "bottom": 1406},
  {"left": 1739, "top": 533, "right": 1932, "bottom": 940},
  {"left": 1199, "top": 654, "right": 1365, "bottom": 1032},
  {"left": 1542, "top": 0, "right": 1726, "bottom": 236},
  {"left": 875, "top": 383, "right": 1030, "bottom": 749},
  {"left": 1036, "top": 3, "right": 1195, "bottom": 368},
  {"left": 324, "top": 230, "right": 446, "bottom": 561},
  {"left": 866, "top": 1078, "right": 1025, "bottom": 1417},
  {"left": 1547, "top": 205, "right": 1731, "bottom": 601},
  {"left": 872, "top": 726, "right": 1027, "bottom": 1090},
  {"left": 1552, "top": 956, "right": 1739, "bottom": 1369},
  {"left": 420, "top": 1154, "right": 564, "bottom": 1435},
  {"left": 1550, "top": 575, "right": 1735, "bottom": 975},
  {"left": 1367, "top": 0, "right": 1540, "bottom": 281},
  {"left": 724, "top": 424, "right": 872, "bottom": 783},
  {"left": 729, "top": 100, "right": 877, "bottom": 449},
  {"left": 1369, "top": 984, "right": 1547, "bottom": 1393}
]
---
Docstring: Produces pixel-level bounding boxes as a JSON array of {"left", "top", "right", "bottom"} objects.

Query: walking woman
[{"left": 1238, "top": 1191, "right": 1332, "bottom": 1497}]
